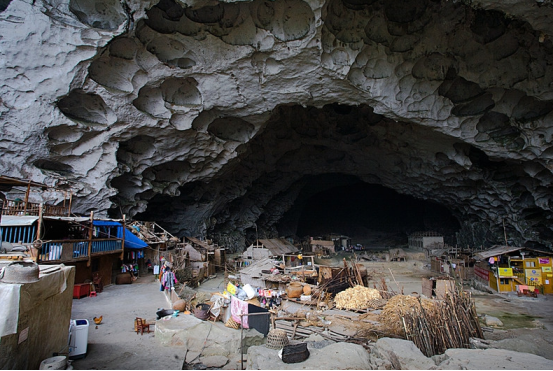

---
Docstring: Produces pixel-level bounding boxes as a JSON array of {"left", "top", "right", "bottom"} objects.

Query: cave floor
[{"left": 69, "top": 252, "right": 553, "bottom": 370}]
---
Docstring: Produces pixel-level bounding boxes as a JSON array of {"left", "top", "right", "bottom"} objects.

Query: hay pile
[
  {"left": 379, "top": 295, "right": 436, "bottom": 336},
  {"left": 334, "top": 285, "right": 382, "bottom": 310}
]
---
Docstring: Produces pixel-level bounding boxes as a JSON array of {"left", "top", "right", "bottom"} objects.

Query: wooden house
[
  {"left": 242, "top": 238, "right": 298, "bottom": 261},
  {"left": 308, "top": 239, "right": 335, "bottom": 255},
  {"left": 0, "top": 176, "right": 148, "bottom": 287}
]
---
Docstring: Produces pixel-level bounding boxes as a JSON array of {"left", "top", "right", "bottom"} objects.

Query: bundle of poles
[{"left": 401, "top": 284, "right": 484, "bottom": 357}]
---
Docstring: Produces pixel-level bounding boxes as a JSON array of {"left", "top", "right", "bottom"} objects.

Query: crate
[{"left": 73, "top": 283, "right": 90, "bottom": 299}]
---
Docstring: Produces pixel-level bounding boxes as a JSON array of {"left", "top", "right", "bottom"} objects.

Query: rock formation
[{"left": 2, "top": 0, "right": 553, "bottom": 250}]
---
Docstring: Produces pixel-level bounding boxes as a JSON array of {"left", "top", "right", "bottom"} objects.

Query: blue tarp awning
[
  {"left": 122, "top": 228, "right": 148, "bottom": 249},
  {"left": 93, "top": 220, "right": 121, "bottom": 227},
  {"left": 92, "top": 220, "right": 148, "bottom": 249}
]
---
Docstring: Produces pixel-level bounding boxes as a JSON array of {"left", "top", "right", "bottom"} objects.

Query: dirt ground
[{"left": 69, "top": 250, "right": 553, "bottom": 369}]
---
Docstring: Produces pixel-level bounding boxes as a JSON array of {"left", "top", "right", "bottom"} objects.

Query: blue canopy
[
  {"left": 92, "top": 220, "right": 148, "bottom": 249},
  {"left": 122, "top": 228, "right": 148, "bottom": 249},
  {"left": 93, "top": 220, "right": 121, "bottom": 227}
]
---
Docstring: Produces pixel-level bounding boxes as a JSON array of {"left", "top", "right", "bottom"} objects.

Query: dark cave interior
[{"left": 289, "top": 177, "right": 460, "bottom": 245}]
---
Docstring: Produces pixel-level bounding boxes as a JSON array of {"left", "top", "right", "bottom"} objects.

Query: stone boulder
[
  {"left": 247, "top": 342, "right": 370, "bottom": 370},
  {"left": 156, "top": 314, "right": 265, "bottom": 356},
  {"left": 369, "top": 338, "right": 437, "bottom": 370},
  {"left": 435, "top": 348, "right": 553, "bottom": 369},
  {"left": 484, "top": 315, "right": 504, "bottom": 327}
]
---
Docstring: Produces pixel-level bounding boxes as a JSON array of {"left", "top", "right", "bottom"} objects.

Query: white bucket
[{"left": 39, "top": 356, "right": 67, "bottom": 370}]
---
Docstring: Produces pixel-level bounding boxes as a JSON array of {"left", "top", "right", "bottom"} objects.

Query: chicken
[{"left": 93, "top": 316, "right": 103, "bottom": 325}]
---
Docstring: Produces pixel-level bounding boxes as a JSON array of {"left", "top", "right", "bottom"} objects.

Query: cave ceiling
[{"left": 2, "top": 0, "right": 553, "bottom": 250}]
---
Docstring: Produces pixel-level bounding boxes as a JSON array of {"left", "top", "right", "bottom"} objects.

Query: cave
[
  {"left": 2, "top": 0, "right": 553, "bottom": 252},
  {"left": 286, "top": 176, "right": 460, "bottom": 245}
]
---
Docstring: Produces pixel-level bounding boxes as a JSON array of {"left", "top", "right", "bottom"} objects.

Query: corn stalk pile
[
  {"left": 334, "top": 285, "right": 382, "bottom": 310},
  {"left": 379, "top": 295, "right": 436, "bottom": 336},
  {"left": 400, "top": 287, "right": 484, "bottom": 357}
]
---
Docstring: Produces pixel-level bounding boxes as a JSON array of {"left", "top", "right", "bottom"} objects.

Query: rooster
[{"left": 93, "top": 316, "right": 103, "bottom": 325}]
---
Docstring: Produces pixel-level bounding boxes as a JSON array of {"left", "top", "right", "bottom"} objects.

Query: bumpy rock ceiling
[{"left": 1, "top": 0, "right": 553, "bottom": 251}]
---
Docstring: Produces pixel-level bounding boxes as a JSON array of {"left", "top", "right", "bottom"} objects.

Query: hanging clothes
[
  {"left": 247, "top": 304, "right": 269, "bottom": 336},
  {"left": 162, "top": 270, "right": 177, "bottom": 291},
  {"left": 231, "top": 296, "right": 249, "bottom": 328}
]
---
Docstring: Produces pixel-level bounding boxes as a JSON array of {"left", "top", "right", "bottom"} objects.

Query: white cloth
[
  {"left": 231, "top": 296, "right": 249, "bottom": 328},
  {"left": 0, "top": 283, "right": 21, "bottom": 336},
  {"left": 209, "top": 295, "right": 225, "bottom": 318}
]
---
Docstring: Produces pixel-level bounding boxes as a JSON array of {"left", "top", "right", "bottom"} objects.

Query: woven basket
[
  {"left": 225, "top": 317, "right": 240, "bottom": 329},
  {"left": 266, "top": 329, "right": 289, "bottom": 349}
]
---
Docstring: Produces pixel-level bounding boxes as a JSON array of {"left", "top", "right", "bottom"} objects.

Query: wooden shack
[
  {"left": 474, "top": 245, "right": 553, "bottom": 294},
  {"left": 408, "top": 231, "right": 444, "bottom": 250},
  {"left": 242, "top": 239, "right": 298, "bottom": 261},
  {"left": 308, "top": 239, "right": 335, "bottom": 255},
  {"left": 185, "top": 237, "right": 226, "bottom": 279},
  {"left": 422, "top": 277, "right": 455, "bottom": 299}
]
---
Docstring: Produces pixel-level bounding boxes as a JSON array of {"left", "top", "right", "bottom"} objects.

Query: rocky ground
[{"left": 69, "top": 250, "right": 553, "bottom": 369}]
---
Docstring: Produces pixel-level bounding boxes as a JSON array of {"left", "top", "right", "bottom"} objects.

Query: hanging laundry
[
  {"left": 247, "top": 304, "right": 269, "bottom": 336},
  {"left": 231, "top": 296, "right": 249, "bottom": 328}
]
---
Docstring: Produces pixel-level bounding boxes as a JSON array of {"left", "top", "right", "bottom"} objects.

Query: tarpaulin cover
[
  {"left": 122, "top": 229, "right": 148, "bottom": 249},
  {"left": 93, "top": 220, "right": 121, "bottom": 227},
  {"left": 92, "top": 221, "right": 148, "bottom": 249},
  {"left": 0, "top": 216, "right": 39, "bottom": 227}
]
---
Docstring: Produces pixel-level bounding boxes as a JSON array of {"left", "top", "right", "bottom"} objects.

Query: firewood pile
[
  {"left": 400, "top": 286, "right": 483, "bottom": 357},
  {"left": 275, "top": 320, "right": 349, "bottom": 342},
  {"left": 379, "top": 295, "right": 436, "bottom": 336},
  {"left": 334, "top": 286, "right": 382, "bottom": 310}
]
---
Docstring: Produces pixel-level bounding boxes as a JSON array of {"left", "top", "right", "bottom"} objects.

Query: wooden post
[
  {"left": 120, "top": 214, "right": 126, "bottom": 260},
  {"left": 23, "top": 180, "right": 31, "bottom": 214},
  {"left": 87, "top": 211, "right": 94, "bottom": 267},
  {"left": 36, "top": 203, "right": 43, "bottom": 241},
  {"left": 240, "top": 314, "right": 244, "bottom": 370},
  {"left": 34, "top": 203, "right": 43, "bottom": 263},
  {"left": 503, "top": 219, "right": 508, "bottom": 246},
  {"left": 68, "top": 192, "right": 73, "bottom": 217}
]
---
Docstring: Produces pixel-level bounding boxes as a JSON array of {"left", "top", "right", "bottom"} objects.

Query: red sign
[{"left": 474, "top": 266, "right": 489, "bottom": 281}]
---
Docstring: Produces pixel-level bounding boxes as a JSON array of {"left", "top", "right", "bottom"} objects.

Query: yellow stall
[
  {"left": 537, "top": 257, "right": 553, "bottom": 294},
  {"left": 475, "top": 246, "right": 553, "bottom": 295},
  {"left": 489, "top": 267, "right": 516, "bottom": 293}
]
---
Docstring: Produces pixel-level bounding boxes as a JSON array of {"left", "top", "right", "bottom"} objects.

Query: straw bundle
[
  {"left": 379, "top": 295, "right": 435, "bottom": 336},
  {"left": 334, "top": 285, "right": 382, "bottom": 310}
]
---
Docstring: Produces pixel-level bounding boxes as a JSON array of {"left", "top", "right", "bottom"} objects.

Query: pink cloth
[{"left": 231, "top": 296, "right": 249, "bottom": 328}]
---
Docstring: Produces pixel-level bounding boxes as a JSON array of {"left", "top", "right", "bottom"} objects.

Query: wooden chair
[
  {"left": 92, "top": 272, "right": 104, "bottom": 293},
  {"left": 135, "top": 318, "right": 151, "bottom": 335}
]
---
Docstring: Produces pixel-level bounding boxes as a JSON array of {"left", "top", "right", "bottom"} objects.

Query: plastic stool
[{"left": 89, "top": 291, "right": 97, "bottom": 297}]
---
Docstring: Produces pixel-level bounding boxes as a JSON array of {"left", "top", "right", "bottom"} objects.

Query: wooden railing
[
  {"left": 37, "top": 238, "right": 123, "bottom": 262},
  {"left": 2, "top": 200, "right": 69, "bottom": 217}
]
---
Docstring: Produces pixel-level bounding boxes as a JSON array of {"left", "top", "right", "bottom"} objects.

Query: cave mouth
[{"left": 276, "top": 174, "right": 460, "bottom": 247}]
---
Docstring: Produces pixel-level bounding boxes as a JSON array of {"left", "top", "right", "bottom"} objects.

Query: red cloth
[{"left": 231, "top": 296, "right": 249, "bottom": 328}]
